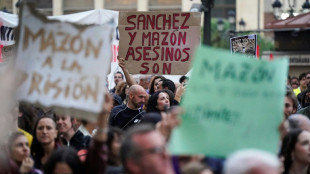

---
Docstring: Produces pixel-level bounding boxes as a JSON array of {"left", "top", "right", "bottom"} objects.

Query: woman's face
[
  {"left": 292, "top": 131, "right": 310, "bottom": 164},
  {"left": 11, "top": 135, "right": 30, "bottom": 162},
  {"left": 36, "top": 118, "right": 58, "bottom": 145},
  {"left": 154, "top": 78, "right": 161, "bottom": 92},
  {"left": 53, "top": 162, "right": 73, "bottom": 174},
  {"left": 156, "top": 92, "right": 170, "bottom": 111}
]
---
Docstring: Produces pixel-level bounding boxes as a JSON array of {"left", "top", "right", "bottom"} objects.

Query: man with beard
[{"left": 109, "top": 85, "right": 146, "bottom": 130}]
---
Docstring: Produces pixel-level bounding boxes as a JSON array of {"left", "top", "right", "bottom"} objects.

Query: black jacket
[
  {"left": 109, "top": 104, "right": 145, "bottom": 130},
  {"left": 61, "top": 130, "right": 91, "bottom": 151}
]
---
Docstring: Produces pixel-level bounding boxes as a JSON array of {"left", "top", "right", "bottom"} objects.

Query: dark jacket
[
  {"left": 61, "top": 130, "right": 91, "bottom": 151},
  {"left": 109, "top": 104, "right": 145, "bottom": 130}
]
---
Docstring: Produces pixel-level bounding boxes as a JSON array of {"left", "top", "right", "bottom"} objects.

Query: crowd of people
[{"left": 2, "top": 55, "right": 310, "bottom": 174}]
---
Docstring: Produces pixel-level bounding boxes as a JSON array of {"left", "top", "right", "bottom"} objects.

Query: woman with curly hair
[
  {"left": 149, "top": 75, "right": 166, "bottom": 95},
  {"left": 146, "top": 89, "right": 174, "bottom": 113}
]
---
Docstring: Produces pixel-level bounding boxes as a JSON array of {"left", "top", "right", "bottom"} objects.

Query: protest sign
[
  {"left": 169, "top": 46, "right": 288, "bottom": 157},
  {"left": 15, "top": 3, "right": 113, "bottom": 121},
  {"left": 230, "top": 34, "right": 257, "bottom": 58},
  {"left": 118, "top": 12, "right": 201, "bottom": 75},
  {"left": 1, "top": 45, "right": 15, "bottom": 63}
]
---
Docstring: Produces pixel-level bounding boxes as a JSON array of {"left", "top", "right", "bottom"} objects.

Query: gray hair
[
  {"left": 224, "top": 149, "right": 280, "bottom": 174},
  {"left": 287, "top": 114, "right": 310, "bottom": 131},
  {"left": 120, "top": 124, "right": 155, "bottom": 171}
]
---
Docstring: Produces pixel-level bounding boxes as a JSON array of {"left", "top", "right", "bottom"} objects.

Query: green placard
[{"left": 169, "top": 46, "right": 288, "bottom": 157}]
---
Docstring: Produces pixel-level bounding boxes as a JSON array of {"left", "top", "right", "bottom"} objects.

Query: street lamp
[
  {"left": 272, "top": 0, "right": 310, "bottom": 20},
  {"left": 217, "top": 18, "right": 224, "bottom": 32},
  {"left": 272, "top": 0, "right": 282, "bottom": 19},
  {"left": 15, "top": 0, "right": 22, "bottom": 14},
  {"left": 239, "top": 18, "right": 246, "bottom": 31},
  {"left": 190, "top": 0, "right": 214, "bottom": 46},
  {"left": 228, "top": 10, "right": 236, "bottom": 29},
  {"left": 302, "top": 0, "right": 310, "bottom": 13}
]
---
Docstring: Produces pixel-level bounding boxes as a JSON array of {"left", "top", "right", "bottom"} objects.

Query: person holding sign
[{"left": 109, "top": 85, "right": 147, "bottom": 130}]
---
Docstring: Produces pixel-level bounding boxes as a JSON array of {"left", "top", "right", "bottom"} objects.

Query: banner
[
  {"left": 230, "top": 34, "right": 257, "bottom": 58},
  {"left": 118, "top": 12, "right": 201, "bottom": 75},
  {"left": 15, "top": 3, "right": 113, "bottom": 121},
  {"left": 169, "top": 46, "right": 288, "bottom": 157}
]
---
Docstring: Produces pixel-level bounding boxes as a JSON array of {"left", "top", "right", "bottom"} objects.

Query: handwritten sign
[
  {"left": 230, "top": 34, "right": 257, "bottom": 58},
  {"left": 169, "top": 46, "right": 288, "bottom": 157},
  {"left": 118, "top": 12, "right": 201, "bottom": 75},
  {"left": 15, "top": 3, "right": 113, "bottom": 121},
  {"left": 1, "top": 45, "right": 15, "bottom": 63}
]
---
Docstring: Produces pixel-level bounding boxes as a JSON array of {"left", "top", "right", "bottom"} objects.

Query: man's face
[
  {"left": 306, "top": 74, "right": 310, "bottom": 84},
  {"left": 300, "top": 76, "right": 307, "bottom": 88},
  {"left": 114, "top": 73, "right": 123, "bottom": 85},
  {"left": 130, "top": 131, "right": 173, "bottom": 174},
  {"left": 130, "top": 89, "right": 146, "bottom": 109},
  {"left": 56, "top": 115, "right": 73, "bottom": 134},
  {"left": 284, "top": 97, "right": 296, "bottom": 119}
]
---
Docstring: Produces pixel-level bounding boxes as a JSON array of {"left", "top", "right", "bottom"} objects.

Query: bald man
[
  {"left": 287, "top": 114, "right": 310, "bottom": 131},
  {"left": 224, "top": 149, "right": 280, "bottom": 174},
  {"left": 109, "top": 85, "right": 146, "bottom": 130}
]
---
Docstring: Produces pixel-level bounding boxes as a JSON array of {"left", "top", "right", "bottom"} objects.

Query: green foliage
[{"left": 201, "top": 18, "right": 275, "bottom": 58}]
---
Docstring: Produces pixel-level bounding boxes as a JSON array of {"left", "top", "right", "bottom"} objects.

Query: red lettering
[
  {"left": 175, "top": 48, "right": 181, "bottom": 61},
  {"left": 140, "top": 63, "right": 149, "bottom": 74},
  {"left": 156, "top": 15, "right": 164, "bottom": 30},
  {"left": 142, "top": 32, "right": 151, "bottom": 46},
  {"left": 152, "top": 46, "right": 160, "bottom": 61},
  {"left": 178, "top": 32, "right": 187, "bottom": 46},
  {"left": 170, "top": 32, "right": 177, "bottom": 46},
  {"left": 163, "top": 14, "right": 172, "bottom": 30},
  {"left": 173, "top": 13, "right": 179, "bottom": 29},
  {"left": 137, "top": 15, "right": 146, "bottom": 30},
  {"left": 163, "top": 63, "right": 172, "bottom": 74},
  {"left": 153, "top": 63, "right": 159, "bottom": 73},
  {"left": 152, "top": 32, "right": 159, "bottom": 46},
  {"left": 147, "top": 15, "right": 155, "bottom": 29},
  {"left": 161, "top": 47, "right": 165, "bottom": 61},
  {"left": 125, "top": 15, "right": 136, "bottom": 30},
  {"left": 135, "top": 47, "right": 142, "bottom": 61},
  {"left": 143, "top": 47, "right": 151, "bottom": 61},
  {"left": 161, "top": 32, "right": 169, "bottom": 45},
  {"left": 125, "top": 47, "right": 135, "bottom": 60},
  {"left": 181, "top": 48, "right": 190, "bottom": 62},
  {"left": 128, "top": 32, "right": 137, "bottom": 45},
  {"left": 166, "top": 47, "right": 174, "bottom": 61},
  {"left": 180, "top": 13, "right": 190, "bottom": 29}
]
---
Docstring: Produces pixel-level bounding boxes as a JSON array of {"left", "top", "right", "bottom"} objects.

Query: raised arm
[
  {"left": 85, "top": 92, "right": 113, "bottom": 174},
  {"left": 156, "top": 106, "right": 183, "bottom": 142},
  {"left": 118, "top": 57, "right": 136, "bottom": 87}
]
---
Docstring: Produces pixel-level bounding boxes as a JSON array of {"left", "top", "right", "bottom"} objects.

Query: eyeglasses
[{"left": 138, "top": 145, "right": 167, "bottom": 156}]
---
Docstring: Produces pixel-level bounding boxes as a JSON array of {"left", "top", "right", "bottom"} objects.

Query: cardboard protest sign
[
  {"left": 169, "top": 46, "right": 288, "bottom": 157},
  {"left": 230, "top": 34, "right": 257, "bottom": 58},
  {"left": 118, "top": 12, "right": 201, "bottom": 75},
  {"left": 1, "top": 45, "right": 15, "bottom": 63},
  {"left": 15, "top": 3, "right": 113, "bottom": 121},
  {"left": 0, "top": 63, "right": 18, "bottom": 143}
]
